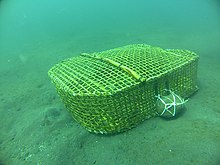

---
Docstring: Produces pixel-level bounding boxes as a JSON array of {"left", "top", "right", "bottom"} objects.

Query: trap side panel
[{"left": 58, "top": 81, "right": 156, "bottom": 134}]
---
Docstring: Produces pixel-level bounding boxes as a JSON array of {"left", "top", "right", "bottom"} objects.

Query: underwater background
[{"left": 0, "top": 0, "right": 220, "bottom": 164}]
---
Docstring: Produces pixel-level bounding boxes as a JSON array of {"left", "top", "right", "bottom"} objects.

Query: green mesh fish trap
[{"left": 48, "top": 44, "right": 199, "bottom": 134}]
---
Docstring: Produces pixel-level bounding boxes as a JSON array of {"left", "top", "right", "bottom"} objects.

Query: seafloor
[
  {"left": 1, "top": 31, "right": 220, "bottom": 164},
  {"left": 1, "top": 1, "right": 220, "bottom": 165}
]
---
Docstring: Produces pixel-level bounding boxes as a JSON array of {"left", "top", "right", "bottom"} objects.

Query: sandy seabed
[{"left": 0, "top": 29, "right": 220, "bottom": 165}]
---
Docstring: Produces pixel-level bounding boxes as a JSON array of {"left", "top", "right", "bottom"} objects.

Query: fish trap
[{"left": 48, "top": 44, "right": 199, "bottom": 134}]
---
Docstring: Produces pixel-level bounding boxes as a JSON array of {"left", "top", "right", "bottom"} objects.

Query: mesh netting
[{"left": 48, "top": 44, "right": 199, "bottom": 134}]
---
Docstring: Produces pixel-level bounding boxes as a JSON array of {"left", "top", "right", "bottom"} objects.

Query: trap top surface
[{"left": 48, "top": 44, "right": 198, "bottom": 96}]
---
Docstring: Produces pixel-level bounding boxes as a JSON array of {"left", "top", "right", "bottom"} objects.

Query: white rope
[{"left": 156, "top": 89, "right": 188, "bottom": 117}]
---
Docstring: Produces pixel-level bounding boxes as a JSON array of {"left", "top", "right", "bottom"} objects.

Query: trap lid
[{"left": 48, "top": 44, "right": 198, "bottom": 96}]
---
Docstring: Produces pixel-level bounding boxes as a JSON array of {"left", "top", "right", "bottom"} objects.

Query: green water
[{"left": 0, "top": 0, "right": 220, "bottom": 164}]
